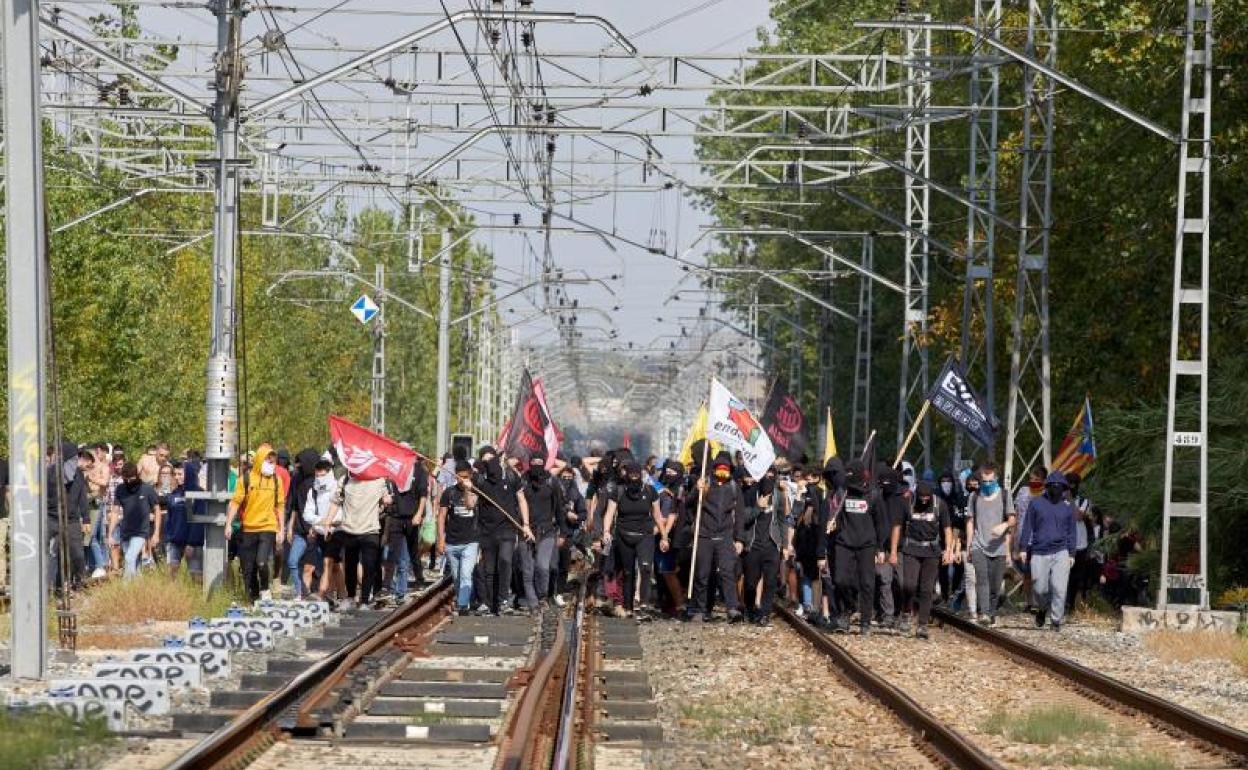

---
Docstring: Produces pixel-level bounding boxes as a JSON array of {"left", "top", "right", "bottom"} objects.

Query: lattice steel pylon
[
  {"left": 1004, "top": 0, "right": 1058, "bottom": 491},
  {"left": 897, "top": 18, "right": 932, "bottom": 469},
  {"left": 955, "top": 0, "right": 1003, "bottom": 470},
  {"left": 1159, "top": 0, "right": 1214, "bottom": 610},
  {"left": 852, "top": 236, "right": 875, "bottom": 456}
]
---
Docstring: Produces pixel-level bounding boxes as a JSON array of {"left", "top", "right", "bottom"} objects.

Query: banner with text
[
  {"left": 926, "top": 357, "right": 996, "bottom": 449},
  {"left": 761, "top": 384, "right": 809, "bottom": 464},
  {"left": 707, "top": 378, "right": 777, "bottom": 480}
]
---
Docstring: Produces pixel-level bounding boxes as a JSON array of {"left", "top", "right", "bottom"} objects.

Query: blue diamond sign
[{"left": 351, "top": 294, "right": 379, "bottom": 324}]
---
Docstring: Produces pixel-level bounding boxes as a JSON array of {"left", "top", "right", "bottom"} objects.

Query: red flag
[
  {"left": 502, "top": 369, "right": 555, "bottom": 463},
  {"left": 532, "top": 378, "right": 561, "bottom": 465},
  {"left": 328, "top": 415, "right": 419, "bottom": 489}
]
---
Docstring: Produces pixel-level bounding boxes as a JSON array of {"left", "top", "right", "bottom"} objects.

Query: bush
[
  {"left": 0, "top": 709, "right": 113, "bottom": 770},
  {"left": 77, "top": 570, "right": 246, "bottom": 627}
]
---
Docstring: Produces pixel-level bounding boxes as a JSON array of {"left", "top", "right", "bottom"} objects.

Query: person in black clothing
[
  {"left": 383, "top": 457, "right": 428, "bottom": 596},
  {"left": 602, "top": 462, "right": 661, "bottom": 617},
  {"left": 438, "top": 460, "right": 480, "bottom": 613},
  {"left": 741, "top": 466, "right": 787, "bottom": 626},
  {"left": 891, "top": 480, "right": 953, "bottom": 638},
  {"left": 112, "top": 462, "right": 161, "bottom": 579},
  {"left": 554, "top": 462, "right": 587, "bottom": 600},
  {"left": 473, "top": 445, "right": 532, "bottom": 615},
  {"left": 687, "top": 451, "right": 746, "bottom": 623},
  {"left": 832, "top": 460, "right": 889, "bottom": 635},
  {"left": 655, "top": 460, "right": 686, "bottom": 616},
  {"left": 873, "top": 463, "right": 909, "bottom": 628},
  {"left": 520, "top": 455, "right": 564, "bottom": 610}
]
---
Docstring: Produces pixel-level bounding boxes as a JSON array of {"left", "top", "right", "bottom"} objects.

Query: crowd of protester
[{"left": 30, "top": 438, "right": 1149, "bottom": 631}]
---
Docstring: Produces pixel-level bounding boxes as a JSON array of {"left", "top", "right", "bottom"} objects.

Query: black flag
[
  {"left": 761, "top": 385, "right": 809, "bottom": 464},
  {"left": 500, "top": 368, "right": 551, "bottom": 463},
  {"left": 927, "top": 357, "right": 996, "bottom": 449}
]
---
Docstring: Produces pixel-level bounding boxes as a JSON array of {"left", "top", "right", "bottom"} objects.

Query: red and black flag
[
  {"left": 501, "top": 368, "right": 560, "bottom": 465},
  {"left": 761, "top": 384, "right": 809, "bottom": 464}
]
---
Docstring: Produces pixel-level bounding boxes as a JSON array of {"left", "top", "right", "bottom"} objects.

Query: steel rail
[
  {"left": 551, "top": 585, "right": 588, "bottom": 770},
  {"left": 165, "top": 576, "right": 453, "bottom": 770},
  {"left": 933, "top": 608, "right": 1248, "bottom": 759},
  {"left": 777, "top": 604, "right": 1006, "bottom": 770},
  {"left": 496, "top": 603, "right": 573, "bottom": 770}
]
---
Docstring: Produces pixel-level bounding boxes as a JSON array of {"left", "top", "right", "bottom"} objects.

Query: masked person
[
  {"left": 1019, "top": 472, "right": 1077, "bottom": 631},
  {"left": 438, "top": 460, "right": 480, "bottom": 614},
  {"left": 965, "top": 461, "right": 1015, "bottom": 626},
  {"left": 1065, "top": 472, "right": 1094, "bottom": 611},
  {"left": 832, "top": 460, "right": 888, "bottom": 635},
  {"left": 224, "top": 444, "right": 286, "bottom": 601},
  {"left": 520, "top": 455, "right": 564, "bottom": 611},
  {"left": 873, "top": 463, "right": 908, "bottom": 629},
  {"left": 935, "top": 469, "right": 965, "bottom": 610},
  {"left": 384, "top": 453, "right": 429, "bottom": 597},
  {"left": 474, "top": 446, "right": 533, "bottom": 615},
  {"left": 741, "top": 466, "right": 787, "bottom": 626},
  {"left": 602, "top": 462, "right": 662, "bottom": 618},
  {"left": 960, "top": 471, "right": 981, "bottom": 619},
  {"left": 892, "top": 481, "right": 953, "bottom": 638},
  {"left": 304, "top": 459, "right": 339, "bottom": 601},
  {"left": 687, "top": 451, "right": 746, "bottom": 623},
  {"left": 654, "top": 460, "right": 686, "bottom": 616},
  {"left": 110, "top": 462, "right": 161, "bottom": 580},
  {"left": 554, "top": 461, "right": 588, "bottom": 603},
  {"left": 788, "top": 466, "right": 822, "bottom": 621}
]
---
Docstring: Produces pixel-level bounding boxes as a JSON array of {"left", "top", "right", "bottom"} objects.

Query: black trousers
[
  {"left": 834, "top": 543, "right": 875, "bottom": 626},
  {"left": 902, "top": 553, "right": 940, "bottom": 627},
  {"left": 343, "top": 532, "right": 382, "bottom": 604},
  {"left": 742, "top": 542, "right": 781, "bottom": 618},
  {"left": 238, "top": 531, "right": 276, "bottom": 602},
  {"left": 690, "top": 536, "right": 739, "bottom": 615},
  {"left": 613, "top": 529, "right": 655, "bottom": 610},
  {"left": 479, "top": 530, "right": 516, "bottom": 612}
]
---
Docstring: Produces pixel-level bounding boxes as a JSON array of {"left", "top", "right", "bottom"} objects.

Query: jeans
[
  {"left": 971, "top": 549, "right": 1006, "bottom": 618},
  {"left": 166, "top": 542, "right": 203, "bottom": 575},
  {"left": 798, "top": 567, "right": 814, "bottom": 611},
  {"left": 123, "top": 536, "right": 147, "bottom": 578},
  {"left": 238, "top": 530, "right": 277, "bottom": 602},
  {"left": 1031, "top": 551, "right": 1072, "bottom": 625},
  {"left": 385, "top": 517, "right": 422, "bottom": 595},
  {"left": 88, "top": 502, "right": 109, "bottom": 570},
  {"left": 445, "top": 541, "right": 479, "bottom": 609},
  {"left": 519, "top": 531, "right": 558, "bottom": 608},
  {"left": 875, "top": 561, "right": 898, "bottom": 620},
  {"left": 286, "top": 534, "right": 308, "bottom": 597}
]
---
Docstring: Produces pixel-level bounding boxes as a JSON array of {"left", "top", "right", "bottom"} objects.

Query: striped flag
[{"left": 1052, "top": 397, "right": 1097, "bottom": 477}]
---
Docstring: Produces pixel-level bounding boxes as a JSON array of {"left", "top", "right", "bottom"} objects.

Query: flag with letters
[
  {"left": 761, "top": 384, "right": 808, "bottom": 464},
  {"left": 1052, "top": 396, "right": 1097, "bottom": 477},
  {"left": 926, "top": 357, "right": 996, "bottom": 449},
  {"left": 707, "top": 378, "right": 777, "bottom": 480}
]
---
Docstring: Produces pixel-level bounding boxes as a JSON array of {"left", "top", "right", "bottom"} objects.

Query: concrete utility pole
[
  {"left": 198, "top": 0, "right": 245, "bottom": 595},
  {"left": 371, "top": 262, "right": 386, "bottom": 434},
  {"left": 4, "top": 0, "right": 51, "bottom": 679},
  {"left": 435, "top": 228, "right": 452, "bottom": 456}
]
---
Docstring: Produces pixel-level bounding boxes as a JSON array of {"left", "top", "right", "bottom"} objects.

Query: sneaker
[
  {"left": 988, "top": 615, "right": 999, "bottom": 628},
  {"left": 90, "top": 567, "right": 108, "bottom": 580},
  {"left": 260, "top": 590, "right": 273, "bottom": 602},
  {"left": 554, "top": 594, "right": 566, "bottom": 607},
  {"left": 795, "top": 605, "right": 807, "bottom": 619},
  {"left": 474, "top": 603, "right": 492, "bottom": 616},
  {"left": 727, "top": 610, "right": 744, "bottom": 624},
  {"left": 831, "top": 616, "right": 851, "bottom": 633},
  {"left": 338, "top": 599, "right": 357, "bottom": 612},
  {"left": 858, "top": 623, "right": 871, "bottom": 637},
  {"left": 1035, "top": 607, "right": 1047, "bottom": 628},
  {"left": 685, "top": 612, "right": 704, "bottom": 623},
  {"left": 916, "top": 626, "right": 930, "bottom": 640},
  {"left": 1051, "top": 621, "right": 1062, "bottom": 632},
  {"left": 755, "top": 616, "right": 772, "bottom": 628},
  {"left": 898, "top": 616, "right": 911, "bottom": 635}
]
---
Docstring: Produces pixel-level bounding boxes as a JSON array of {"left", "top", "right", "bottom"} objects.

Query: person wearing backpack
[
  {"left": 224, "top": 444, "right": 286, "bottom": 601},
  {"left": 965, "top": 461, "right": 1016, "bottom": 626}
]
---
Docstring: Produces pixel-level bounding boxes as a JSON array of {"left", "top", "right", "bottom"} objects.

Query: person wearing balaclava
[
  {"left": 520, "top": 455, "right": 564, "bottom": 612},
  {"left": 1018, "top": 471, "right": 1077, "bottom": 631},
  {"left": 111, "top": 461, "right": 161, "bottom": 579},
  {"left": 225, "top": 443, "right": 287, "bottom": 601},
  {"left": 965, "top": 460, "right": 1015, "bottom": 627},
  {"left": 872, "top": 462, "right": 909, "bottom": 629},
  {"left": 654, "top": 459, "right": 686, "bottom": 616},
  {"left": 740, "top": 464, "right": 787, "bottom": 626},
  {"left": 687, "top": 450, "right": 746, "bottom": 622},
  {"left": 831, "top": 459, "right": 889, "bottom": 635},
  {"left": 474, "top": 445, "right": 533, "bottom": 615},
  {"left": 892, "top": 480, "right": 953, "bottom": 638},
  {"left": 602, "top": 461, "right": 661, "bottom": 617}
]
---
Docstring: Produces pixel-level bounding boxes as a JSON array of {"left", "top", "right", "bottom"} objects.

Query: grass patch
[
  {"left": 982, "top": 705, "right": 1108, "bottom": 745},
  {"left": 0, "top": 709, "right": 114, "bottom": 770},
  {"left": 1143, "top": 630, "right": 1248, "bottom": 675},
  {"left": 77, "top": 570, "right": 247, "bottom": 626},
  {"left": 1067, "top": 751, "right": 1176, "bottom": 770},
  {"left": 678, "top": 699, "right": 819, "bottom": 745}
]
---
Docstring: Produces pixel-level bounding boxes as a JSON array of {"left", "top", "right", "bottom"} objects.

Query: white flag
[{"left": 706, "top": 378, "right": 777, "bottom": 480}]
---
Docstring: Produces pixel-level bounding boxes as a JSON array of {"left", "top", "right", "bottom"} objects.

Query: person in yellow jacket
[{"left": 224, "top": 443, "right": 286, "bottom": 601}]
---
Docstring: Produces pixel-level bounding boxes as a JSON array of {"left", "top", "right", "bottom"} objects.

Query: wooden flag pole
[
  {"left": 687, "top": 381, "right": 715, "bottom": 600},
  {"left": 893, "top": 400, "right": 931, "bottom": 468}
]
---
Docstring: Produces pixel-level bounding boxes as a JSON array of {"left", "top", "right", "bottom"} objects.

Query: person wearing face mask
[
  {"left": 520, "top": 455, "right": 565, "bottom": 612},
  {"left": 438, "top": 461, "right": 481, "bottom": 614},
  {"left": 831, "top": 460, "right": 889, "bottom": 635},
  {"left": 1012, "top": 465, "right": 1048, "bottom": 610},
  {"left": 965, "top": 461, "right": 1015, "bottom": 627},
  {"left": 873, "top": 463, "right": 908, "bottom": 629},
  {"left": 959, "top": 471, "right": 980, "bottom": 619},
  {"left": 305, "top": 459, "right": 340, "bottom": 601},
  {"left": 110, "top": 462, "right": 161, "bottom": 579},
  {"left": 687, "top": 451, "right": 746, "bottom": 623},
  {"left": 1018, "top": 472, "right": 1077, "bottom": 631},
  {"left": 553, "top": 461, "right": 588, "bottom": 603},
  {"left": 654, "top": 460, "right": 686, "bottom": 616},
  {"left": 934, "top": 469, "right": 965, "bottom": 607},
  {"left": 741, "top": 466, "right": 788, "bottom": 626},
  {"left": 892, "top": 481, "right": 953, "bottom": 638},
  {"left": 224, "top": 444, "right": 287, "bottom": 601},
  {"left": 602, "top": 462, "right": 663, "bottom": 618},
  {"left": 473, "top": 445, "right": 533, "bottom": 615}
]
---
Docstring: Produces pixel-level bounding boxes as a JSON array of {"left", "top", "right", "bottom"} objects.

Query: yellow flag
[
  {"left": 823, "top": 407, "right": 838, "bottom": 463},
  {"left": 679, "top": 403, "right": 718, "bottom": 466}
]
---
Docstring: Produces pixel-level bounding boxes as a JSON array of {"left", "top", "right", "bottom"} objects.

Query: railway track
[
  {"left": 780, "top": 603, "right": 1248, "bottom": 770},
  {"left": 163, "top": 578, "right": 601, "bottom": 770}
]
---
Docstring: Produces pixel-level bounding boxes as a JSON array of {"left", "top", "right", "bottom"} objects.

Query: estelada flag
[
  {"left": 328, "top": 415, "right": 420, "bottom": 489},
  {"left": 678, "top": 402, "right": 719, "bottom": 466},
  {"left": 1052, "top": 396, "right": 1097, "bottom": 478},
  {"left": 502, "top": 368, "right": 557, "bottom": 464},
  {"left": 707, "top": 378, "right": 777, "bottom": 480},
  {"left": 761, "top": 384, "right": 808, "bottom": 464}
]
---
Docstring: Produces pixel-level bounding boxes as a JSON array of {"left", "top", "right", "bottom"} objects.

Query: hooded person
[
  {"left": 1018, "top": 471, "right": 1078, "bottom": 631},
  {"left": 899, "top": 461, "right": 917, "bottom": 498},
  {"left": 740, "top": 464, "right": 788, "bottom": 625},
  {"left": 383, "top": 444, "right": 430, "bottom": 598},
  {"left": 49, "top": 441, "right": 90, "bottom": 588},
  {"left": 285, "top": 448, "right": 323, "bottom": 597},
  {"left": 225, "top": 442, "right": 287, "bottom": 601},
  {"left": 893, "top": 480, "right": 954, "bottom": 638},
  {"left": 831, "top": 459, "right": 890, "bottom": 634},
  {"left": 519, "top": 455, "right": 565, "bottom": 611},
  {"left": 602, "top": 461, "right": 661, "bottom": 617},
  {"left": 473, "top": 444, "right": 533, "bottom": 615},
  {"left": 685, "top": 450, "right": 746, "bottom": 622},
  {"left": 872, "top": 463, "right": 909, "bottom": 628},
  {"left": 654, "top": 459, "right": 686, "bottom": 614}
]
